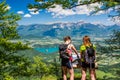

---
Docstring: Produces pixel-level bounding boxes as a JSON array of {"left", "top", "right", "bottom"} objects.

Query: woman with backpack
[
  {"left": 80, "top": 36, "right": 96, "bottom": 80},
  {"left": 59, "top": 36, "right": 79, "bottom": 80}
]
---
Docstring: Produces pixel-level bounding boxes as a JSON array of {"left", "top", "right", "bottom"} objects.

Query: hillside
[{"left": 17, "top": 22, "right": 120, "bottom": 39}]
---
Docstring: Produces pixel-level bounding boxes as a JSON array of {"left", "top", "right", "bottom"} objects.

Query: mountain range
[{"left": 17, "top": 21, "right": 120, "bottom": 39}]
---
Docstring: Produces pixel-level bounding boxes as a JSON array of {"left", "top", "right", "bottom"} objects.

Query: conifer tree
[
  {"left": 0, "top": 1, "right": 30, "bottom": 79},
  {"left": 0, "top": 0, "right": 20, "bottom": 39}
]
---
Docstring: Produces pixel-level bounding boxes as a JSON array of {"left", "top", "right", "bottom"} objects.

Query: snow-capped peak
[{"left": 53, "top": 26, "right": 57, "bottom": 28}]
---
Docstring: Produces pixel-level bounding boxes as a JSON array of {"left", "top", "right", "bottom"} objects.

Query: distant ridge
[{"left": 17, "top": 21, "right": 120, "bottom": 39}]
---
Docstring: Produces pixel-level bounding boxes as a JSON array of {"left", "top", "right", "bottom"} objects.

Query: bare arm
[{"left": 71, "top": 45, "right": 78, "bottom": 56}]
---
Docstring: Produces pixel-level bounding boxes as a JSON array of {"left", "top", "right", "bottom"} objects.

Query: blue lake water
[{"left": 34, "top": 47, "right": 59, "bottom": 54}]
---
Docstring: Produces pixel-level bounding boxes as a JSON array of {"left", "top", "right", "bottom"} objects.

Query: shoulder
[
  {"left": 80, "top": 44, "right": 86, "bottom": 51},
  {"left": 80, "top": 44, "right": 85, "bottom": 48},
  {"left": 68, "top": 43, "right": 74, "bottom": 48},
  {"left": 69, "top": 43, "right": 74, "bottom": 46}
]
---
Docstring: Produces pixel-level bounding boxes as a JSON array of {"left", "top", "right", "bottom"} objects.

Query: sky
[{"left": 2, "top": 0, "right": 119, "bottom": 25}]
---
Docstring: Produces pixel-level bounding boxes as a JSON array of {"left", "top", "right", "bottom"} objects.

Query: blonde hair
[{"left": 83, "top": 35, "right": 92, "bottom": 46}]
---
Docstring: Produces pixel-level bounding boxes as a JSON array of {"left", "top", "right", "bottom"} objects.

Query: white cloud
[
  {"left": 47, "top": 3, "right": 103, "bottom": 17},
  {"left": 74, "top": 3, "right": 102, "bottom": 15},
  {"left": 95, "top": 11, "right": 105, "bottom": 15},
  {"left": 115, "top": 5, "right": 120, "bottom": 10},
  {"left": 28, "top": 8, "right": 40, "bottom": 15},
  {"left": 48, "top": 5, "right": 75, "bottom": 18},
  {"left": 24, "top": 14, "right": 31, "bottom": 18},
  {"left": 30, "top": 11, "right": 39, "bottom": 15},
  {"left": 48, "top": 3, "right": 112, "bottom": 18},
  {"left": 28, "top": 8, "right": 38, "bottom": 11},
  {"left": 94, "top": 7, "right": 114, "bottom": 15},
  {"left": 73, "top": 5, "right": 91, "bottom": 15},
  {"left": 17, "top": 11, "right": 24, "bottom": 14}
]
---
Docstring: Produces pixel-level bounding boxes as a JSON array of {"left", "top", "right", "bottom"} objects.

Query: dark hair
[{"left": 64, "top": 36, "right": 71, "bottom": 42}]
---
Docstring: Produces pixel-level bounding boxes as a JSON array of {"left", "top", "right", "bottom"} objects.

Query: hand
[{"left": 77, "top": 54, "right": 80, "bottom": 59}]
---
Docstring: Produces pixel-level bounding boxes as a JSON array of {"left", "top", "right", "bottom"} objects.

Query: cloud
[
  {"left": 28, "top": 8, "right": 38, "bottom": 11},
  {"left": 74, "top": 3, "right": 102, "bottom": 15},
  {"left": 17, "top": 11, "right": 24, "bottom": 14},
  {"left": 24, "top": 14, "right": 31, "bottom": 18},
  {"left": 28, "top": 8, "right": 40, "bottom": 15},
  {"left": 30, "top": 11, "right": 39, "bottom": 15},
  {"left": 48, "top": 5, "right": 75, "bottom": 18},
  {"left": 47, "top": 3, "right": 107, "bottom": 18},
  {"left": 115, "top": 5, "right": 120, "bottom": 10}
]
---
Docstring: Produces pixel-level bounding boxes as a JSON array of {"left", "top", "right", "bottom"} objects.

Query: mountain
[{"left": 17, "top": 22, "right": 120, "bottom": 39}]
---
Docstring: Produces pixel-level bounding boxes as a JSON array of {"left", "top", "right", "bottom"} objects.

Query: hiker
[
  {"left": 80, "top": 36, "right": 96, "bottom": 80},
  {"left": 59, "top": 36, "right": 79, "bottom": 80}
]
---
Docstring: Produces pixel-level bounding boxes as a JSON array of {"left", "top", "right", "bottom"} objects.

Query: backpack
[
  {"left": 59, "top": 44, "right": 70, "bottom": 60},
  {"left": 83, "top": 44, "right": 95, "bottom": 64},
  {"left": 86, "top": 45, "right": 95, "bottom": 57}
]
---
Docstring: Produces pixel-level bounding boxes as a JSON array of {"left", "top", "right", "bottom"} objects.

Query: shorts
[
  {"left": 81, "top": 62, "right": 95, "bottom": 69},
  {"left": 61, "top": 59, "right": 73, "bottom": 69}
]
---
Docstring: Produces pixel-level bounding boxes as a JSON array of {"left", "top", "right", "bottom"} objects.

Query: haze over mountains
[{"left": 17, "top": 21, "right": 120, "bottom": 39}]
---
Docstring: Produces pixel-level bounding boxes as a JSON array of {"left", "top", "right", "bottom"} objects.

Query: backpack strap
[{"left": 85, "top": 44, "right": 93, "bottom": 48}]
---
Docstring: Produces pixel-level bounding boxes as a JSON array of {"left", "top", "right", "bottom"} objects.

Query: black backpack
[
  {"left": 59, "top": 44, "right": 70, "bottom": 60},
  {"left": 86, "top": 45, "right": 95, "bottom": 57},
  {"left": 84, "top": 44, "right": 95, "bottom": 64}
]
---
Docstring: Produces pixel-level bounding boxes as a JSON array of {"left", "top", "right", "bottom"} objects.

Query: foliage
[
  {"left": 0, "top": 38, "right": 29, "bottom": 52},
  {"left": 30, "top": 56, "right": 49, "bottom": 77},
  {"left": 28, "top": 0, "right": 120, "bottom": 20},
  {"left": 96, "top": 30, "right": 120, "bottom": 54},
  {"left": 28, "top": 0, "right": 120, "bottom": 9},
  {"left": 96, "top": 42, "right": 110, "bottom": 53},
  {"left": 0, "top": 0, "right": 21, "bottom": 39},
  {"left": 49, "top": 58, "right": 62, "bottom": 79},
  {"left": 0, "top": 1, "right": 32, "bottom": 79},
  {"left": 105, "top": 30, "right": 120, "bottom": 52},
  {"left": 14, "top": 56, "right": 58, "bottom": 79}
]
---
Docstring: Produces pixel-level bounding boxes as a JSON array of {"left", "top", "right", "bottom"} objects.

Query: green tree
[
  {"left": 105, "top": 30, "right": 120, "bottom": 53},
  {"left": 30, "top": 56, "right": 49, "bottom": 78},
  {"left": 96, "top": 30, "right": 120, "bottom": 54},
  {"left": 0, "top": 0, "right": 31, "bottom": 79},
  {"left": 0, "top": 0, "right": 21, "bottom": 39}
]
